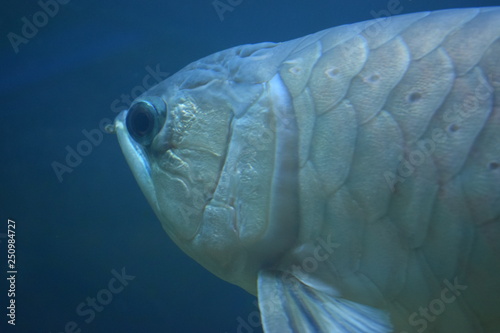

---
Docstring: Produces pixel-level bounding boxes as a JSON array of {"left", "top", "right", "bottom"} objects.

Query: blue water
[{"left": 1, "top": 0, "right": 498, "bottom": 332}]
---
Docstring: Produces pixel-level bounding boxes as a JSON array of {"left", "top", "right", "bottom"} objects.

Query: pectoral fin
[{"left": 257, "top": 270, "right": 392, "bottom": 332}]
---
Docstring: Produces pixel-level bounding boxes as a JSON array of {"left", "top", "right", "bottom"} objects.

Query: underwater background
[{"left": 1, "top": 0, "right": 498, "bottom": 332}]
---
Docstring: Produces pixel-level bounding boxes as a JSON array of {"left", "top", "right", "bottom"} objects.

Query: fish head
[{"left": 113, "top": 47, "right": 299, "bottom": 293}]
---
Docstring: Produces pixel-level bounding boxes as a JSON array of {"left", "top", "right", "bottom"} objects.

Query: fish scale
[{"left": 285, "top": 7, "right": 500, "bottom": 332}]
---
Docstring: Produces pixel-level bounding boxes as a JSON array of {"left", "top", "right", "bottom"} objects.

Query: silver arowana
[{"left": 112, "top": 7, "right": 500, "bottom": 332}]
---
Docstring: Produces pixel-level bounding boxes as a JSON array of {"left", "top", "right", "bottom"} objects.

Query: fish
[{"left": 111, "top": 7, "right": 500, "bottom": 332}]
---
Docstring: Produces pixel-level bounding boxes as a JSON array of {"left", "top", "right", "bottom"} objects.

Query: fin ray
[{"left": 258, "top": 270, "right": 392, "bottom": 332}]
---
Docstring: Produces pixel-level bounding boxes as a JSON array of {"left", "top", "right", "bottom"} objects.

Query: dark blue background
[{"left": 1, "top": 0, "right": 498, "bottom": 332}]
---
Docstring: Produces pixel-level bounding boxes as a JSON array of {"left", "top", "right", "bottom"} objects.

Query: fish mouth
[{"left": 114, "top": 110, "right": 159, "bottom": 213}]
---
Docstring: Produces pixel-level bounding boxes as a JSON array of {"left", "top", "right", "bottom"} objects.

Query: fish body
[{"left": 114, "top": 7, "right": 500, "bottom": 332}]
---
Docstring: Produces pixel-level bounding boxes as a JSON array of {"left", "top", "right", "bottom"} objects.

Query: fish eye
[{"left": 126, "top": 101, "right": 161, "bottom": 146}]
